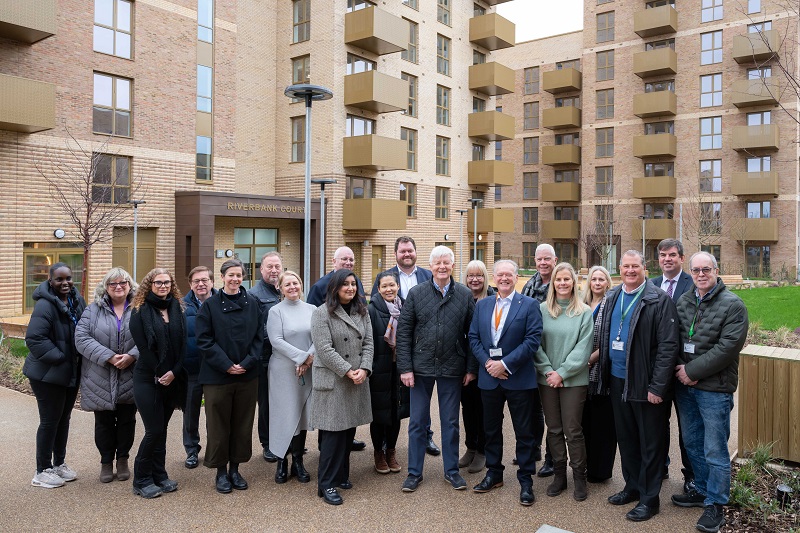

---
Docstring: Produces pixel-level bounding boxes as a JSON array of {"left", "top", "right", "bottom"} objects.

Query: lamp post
[
  {"left": 469, "top": 198, "right": 483, "bottom": 261},
  {"left": 456, "top": 209, "right": 468, "bottom": 282},
  {"left": 128, "top": 200, "right": 146, "bottom": 282},
  {"left": 284, "top": 84, "right": 333, "bottom": 296},
  {"left": 311, "top": 178, "right": 337, "bottom": 279},
  {"left": 638, "top": 215, "right": 647, "bottom": 263}
]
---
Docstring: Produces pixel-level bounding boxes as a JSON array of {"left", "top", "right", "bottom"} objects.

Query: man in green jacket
[{"left": 671, "top": 252, "right": 748, "bottom": 533}]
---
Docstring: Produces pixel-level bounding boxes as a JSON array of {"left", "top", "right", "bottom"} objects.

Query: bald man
[{"left": 307, "top": 246, "right": 366, "bottom": 307}]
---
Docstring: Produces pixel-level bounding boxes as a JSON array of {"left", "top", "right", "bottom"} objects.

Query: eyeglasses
[
  {"left": 107, "top": 281, "right": 129, "bottom": 288},
  {"left": 153, "top": 280, "right": 172, "bottom": 287},
  {"left": 466, "top": 275, "right": 484, "bottom": 280},
  {"left": 190, "top": 278, "right": 211, "bottom": 285},
  {"left": 690, "top": 267, "right": 715, "bottom": 275}
]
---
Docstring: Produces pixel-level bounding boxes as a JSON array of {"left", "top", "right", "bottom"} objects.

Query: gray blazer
[{"left": 310, "top": 305, "right": 374, "bottom": 432}]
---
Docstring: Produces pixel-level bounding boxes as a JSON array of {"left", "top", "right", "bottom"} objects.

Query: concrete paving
[{"left": 0, "top": 385, "right": 737, "bottom": 532}]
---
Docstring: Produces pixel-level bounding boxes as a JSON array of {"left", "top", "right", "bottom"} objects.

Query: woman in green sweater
[{"left": 535, "top": 262, "right": 594, "bottom": 503}]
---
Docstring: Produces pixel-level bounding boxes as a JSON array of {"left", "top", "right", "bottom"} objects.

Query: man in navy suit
[
  {"left": 307, "top": 246, "right": 365, "bottom": 306},
  {"left": 469, "top": 259, "right": 543, "bottom": 506},
  {"left": 371, "top": 236, "right": 433, "bottom": 300}
]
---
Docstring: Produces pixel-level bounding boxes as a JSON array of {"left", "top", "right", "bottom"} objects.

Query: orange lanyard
[{"left": 494, "top": 296, "right": 505, "bottom": 330}]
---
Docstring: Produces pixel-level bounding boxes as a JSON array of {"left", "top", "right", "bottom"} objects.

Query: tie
[{"left": 666, "top": 279, "right": 675, "bottom": 298}]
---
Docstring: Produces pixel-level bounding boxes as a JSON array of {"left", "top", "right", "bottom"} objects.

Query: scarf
[
  {"left": 141, "top": 292, "right": 186, "bottom": 377},
  {"left": 383, "top": 298, "right": 402, "bottom": 360},
  {"left": 588, "top": 297, "right": 608, "bottom": 396}
]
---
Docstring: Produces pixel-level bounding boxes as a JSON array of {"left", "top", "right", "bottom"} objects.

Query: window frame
[
  {"left": 401, "top": 127, "right": 417, "bottom": 171},
  {"left": 701, "top": 0, "right": 723, "bottom": 22},
  {"left": 523, "top": 102, "right": 539, "bottom": 130},
  {"left": 597, "top": 50, "right": 614, "bottom": 81},
  {"left": 400, "top": 182, "right": 417, "bottom": 218},
  {"left": 437, "top": 34, "right": 451, "bottom": 76},
  {"left": 346, "top": 176, "right": 375, "bottom": 199},
  {"left": 596, "top": 88, "right": 614, "bottom": 119},
  {"left": 523, "top": 207, "right": 539, "bottom": 234},
  {"left": 700, "top": 117, "right": 722, "bottom": 150},
  {"left": 400, "top": 73, "right": 417, "bottom": 117},
  {"left": 596, "top": 128, "right": 614, "bottom": 158},
  {"left": 699, "top": 160, "right": 722, "bottom": 192},
  {"left": 524, "top": 67, "right": 540, "bottom": 95},
  {"left": 596, "top": 11, "right": 615, "bottom": 43},
  {"left": 437, "top": 0, "right": 451, "bottom": 26},
  {"left": 92, "top": 72, "right": 132, "bottom": 137},
  {"left": 700, "top": 31, "right": 723, "bottom": 65},
  {"left": 700, "top": 73, "right": 723, "bottom": 108},
  {"left": 292, "top": 0, "right": 310, "bottom": 43},
  {"left": 196, "top": 135, "right": 212, "bottom": 181},
  {"left": 401, "top": 19, "right": 418, "bottom": 64},
  {"left": 93, "top": 0, "right": 133, "bottom": 59},
  {"left": 523, "top": 137, "right": 539, "bottom": 165},
  {"left": 92, "top": 153, "right": 132, "bottom": 203},
  {"left": 596, "top": 166, "right": 613, "bottom": 196},
  {"left": 291, "top": 117, "right": 305, "bottom": 163},
  {"left": 436, "top": 136, "right": 450, "bottom": 176},
  {"left": 523, "top": 172, "right": 538, "bottom": 200},
  {"left": 436, "top": 85, "right": 451, "bottom": 126},
  {"left": 435, "top": 186, "right": 450, "bottom": 220}
]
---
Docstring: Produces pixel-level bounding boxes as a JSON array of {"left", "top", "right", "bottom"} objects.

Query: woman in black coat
[
  {"left": 367, "top": 271, "right": 410, "bottom": 475},
  {"left": 24, "top": 262, "right": 87, "bottom": 489}
]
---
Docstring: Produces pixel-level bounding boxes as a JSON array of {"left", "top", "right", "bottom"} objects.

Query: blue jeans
[
  {"left": 674, "top": 383, "right": 733, "bottom": 506},
  {"left": 408, "top": 376, "right": 461, "bottom": 477}
]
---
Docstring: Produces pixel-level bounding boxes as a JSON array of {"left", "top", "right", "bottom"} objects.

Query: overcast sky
[{"left": 496, "top": 0, "right": 584, "bottom": 42}]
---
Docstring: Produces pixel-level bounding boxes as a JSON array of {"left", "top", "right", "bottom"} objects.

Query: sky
[{"left": 496, "top": 0, "right": 584, "bottom": 42}]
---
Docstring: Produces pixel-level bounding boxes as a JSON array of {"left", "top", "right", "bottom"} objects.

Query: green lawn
[
  {"left": 1, "top": 338, "right": 27, "bottom": 359},
  {"left": 731, "top": 285, "right": 800, "bottom": 331}
]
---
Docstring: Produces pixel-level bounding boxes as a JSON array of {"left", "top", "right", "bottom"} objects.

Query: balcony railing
[
  {"left": 467, "top": 208, "right": 514, "bottom": 233},
  {"left": 468, "top": 110, "right": 515, "bottom": 141},
  {"left": 633, "top": 134, "right": 677, "bottom": 158},
  {"left": 542, "top": 144, "right": 581, "bottom": 166},
  {"left": 342, "top": 199, "right": 407, "bottom": 230},
  {"left": 542, "top": 68, "right": 582, "bottom": 94},
  {"left": 731, "top": 78, "right": 779, "bottom": 108},
  {"left": 343, "top": 135, "right": 407, "bottom": 170},
  {"left": 732, "top": 124, "right": 779, "bottom": 152},
  {"left": 468, "top": 160, "right": 515, "bottom": 187},
  {"left": 469, "top": 62, "right": 515, "bottom": 96},
  {"left": 733, "top": 29, "right": 779, "bottom": 64},
  {"left": 634, "top": 5, "right": 678, "bottom": 38},
  {"left": 469, "top": 13, "right": 515, "bottom": 50},
  {"left": 0, "top": 73, "right": 55, "bottom": 133},
  {"left": 633, "top": 91, "right": 677, "bottom": 118},
  {"left": 731, "top": 171, "right": 779, "bottom": 196},
  {"left": 0, "top": 0, "right": 56, "bottom": 43},
  {"left": 345, "top": 6, "right": 409, "bottom": 55},
  {"left": 633, "top": 48, "right": 678, "bottom": 78},
  {"left": 632, "top": 176, "right": 677, "bottom": 199},
  {"left": 344, "top": 71, "right": 409, "bottom": 113},
  {"left": 542, "top": 106, "right": 582, "bottom": 129},
  {"left": 541, "top": 220, "right": 580, "bottom": 240},
  {"left": 541, "top": 182, "right": 581, "bottom": 202}
]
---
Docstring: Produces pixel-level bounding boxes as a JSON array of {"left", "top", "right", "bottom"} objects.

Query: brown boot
[
  {"left": 573, "top": 468, "right": 587, "bottom": 501},
  {"left": 99, "top": 463, "right": 114, "bottom": 483},
  {"left": 116, "top": 458, "right": 130, "bottom": 481},
  {"left": 546, "top": 463, "right": 568, "bottom": 497},
  {"left": 374, "top": 450, "right": 390, "bottom": 474},
  {"left": 386, "top": 449, "right": 401, "bottom": 473}
]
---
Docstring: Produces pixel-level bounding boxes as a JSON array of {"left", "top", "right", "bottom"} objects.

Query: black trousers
[
  {"left": 94, "top": 403, "right": 137, "bottom": 463},
  {"left": 582, "top": 393, "right": 617, "bottom": 481},
  {"left": 532, "top": 388, "right": 548, "bottom": 461},
  {"left": 257, "top": 362, "right": 269, "bottom": 450},
  {"left": 461, "top": 379, "right": 485, "bottom": 454},
  {"left": 318, "top": 427, "right": 356, "bottom": 491},
  {"left": 667, "top": 398, "right": 695, "bottom": 481},
  {"left": 369, "top": 420, "right": 402, "bottom": 450},
  {"left": 482, "top": 386, "right": 536, "bottom": 486},
  {"left": 133, "top": 378, "right": 174, "bottom": 488},
  {"left": 289, "top": 431, "right": 308, "bottom": 457},
  {"left": 610, "top": 376, "right": 670, "bottom": 507},
  {"left": 182, "top": 372, "right": 203, "bottom": 455},
  {"left": 29, "top": 379, "right": 78, "bottom": 473}
]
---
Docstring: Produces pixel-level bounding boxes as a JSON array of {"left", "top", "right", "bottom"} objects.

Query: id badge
[
  {"left": 611, "top": 340, "right": 624, "bottom": 351},
  {"left": 684, "top": 343, "right": 696, "bottom": 354},
  {"left": 489, "top": 348, "right": 503, "bottom": 358}
]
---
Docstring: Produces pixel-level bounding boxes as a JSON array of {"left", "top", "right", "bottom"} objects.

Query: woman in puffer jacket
[{"left": 75, "top": 267, "right": 139, "bottom": 484}]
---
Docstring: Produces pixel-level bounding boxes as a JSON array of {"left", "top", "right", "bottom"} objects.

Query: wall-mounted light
[
  {"left": 53, "top": 229, "right": 66, "bottom": 239},
  {"left": 444, "top": 234, "right": 450, "bottom": 241}
]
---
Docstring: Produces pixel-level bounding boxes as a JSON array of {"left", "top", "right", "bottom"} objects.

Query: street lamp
[
  {"left": 638, "top": 215, "right": 647, "bottom": 260},
  {"left": 469, "top": 198, "right": 483, "bottom": 261},
  {"left": 455, "top": 209, "right": 468, "bottom": 282},
  {"left": 311, "top": 178, "right": 337, "bottom": 278},
  {"left": 128, "top": 199, "right": 146, "bottom": 282},
  {"left": 284, "top": 83, "right": 333, "bottom": 295}
]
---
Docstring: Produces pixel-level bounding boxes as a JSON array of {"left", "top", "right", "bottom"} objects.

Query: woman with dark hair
[
  {"left": 24, "top": 262, "right": 86, "bottom": 488},
  {"left": 310, "top": 269, "right": 373, "bottom": 505},
  {"left": 196, "top": 259, "right": 263, "bottom": 494},
  {"left": 129, "top": 268, "right": 186, "bottom": 499},
  {"left": 367, "top": 270, "right": 409, "bottom": 475}
]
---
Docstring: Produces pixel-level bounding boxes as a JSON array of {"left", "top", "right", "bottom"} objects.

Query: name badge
[
  {"left": 612, "top": 340, "right": 624, "bottom": 351},
  {"left": 684, "top": 343, "right": 696, "bottom": 354},
  {"left": 489, "top": 348, "right": 503, "bottom": 358}
]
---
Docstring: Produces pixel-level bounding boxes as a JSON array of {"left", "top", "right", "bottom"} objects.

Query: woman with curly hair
[{"left": 129, "top": 268, "right": 187, "bottom": 499}]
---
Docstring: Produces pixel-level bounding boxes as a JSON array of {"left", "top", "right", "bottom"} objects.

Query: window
[
  {"left": 556, "top": 169, "right": 579, "bottom": 182},
  {"left": 291, "top": 117, "right": 304, "bottom": 162},
  {"left": 523, "top": 208, "right": 538, "bottom": 234},
  {"left": 596, "top": 89, "right": 614, "bottom": 119},
  {"left": 474, "top": 4, "right": 486, "bottom": 16},
  {"left": 596, "top": 167, "right": 613, "bottom": 195},
  {"left": 747, "top": 156, "right": 771, "bottom": 172},
  {"left": 596, "top": 12, "right": 615, "bottom": 42},
  {"left": 645, "top": 79, "right": 675, "bottom": 92},
  {"left": 494, "top": 241, "right": 501, "bottom": 259},
  {"left": 645, "top": 162, "right": 674, "bottom": 176},
  {"left": 347, "top": 0, "right": 375, "bottom": 12},
  {"left": 700, "top": 117, "right": 722, "bottom": 150},
  {"left": 523, "top": 137, "right": 539, "bottom": 164},
  {"left": 701, "top": 0, "right": 723, "bottom": 22},
  {"left": 473, "top": 97, "right": 486, "bottom": 113},
  {"left": 746, "top": 246, "right": 770, "bottom": 277},
  {"left": 196, "top": 136, "right": 212, "bottom": 181},
  {"left": 645, "top": 38, "right": 675, "bottom": 51},
  {"left": 522, "top": 242, "right": 537, "bottom": 268},
  {"left": 555, "top": 132, "right": 579, "bottom": 145},
  {"left": 596, "top": 128, "right": 614, "bottom": 158},
  {"left": 435, "top": 187, "right": 449, "bottom": 219},
  {"left": 645, "top": 121, "right": 674, "bottom": 134},
  {"left": 523, "top": 102, "right": 539, "bottom": 130},
  {"left": 92, "top": 154, "right": 130, "bottom": 203},
  {"left": 700, "top": 202, "right": 722, "bottom": 235},
  {"left": 699, "top": 160, "right": 721, "bottom": 192},
  {"left": 94, "top": 0, "right": 132, "bottom": 58},
  {"left": 292, "top": 0, "right": 310, "bottom": 43},
  {"left": 291, "top": 55, "right": 310, "bottom": 102},
  {"left": 347, "top": 53, "right": 375, "bottom": 74},
  {"left": 748, "top": 0, "right": 761, "bottom": 13},
  {"left": 24, "top": 246, "right": 84, "bottom": 312},
  {"left": 495, "top": 141, "right": 502, "bottom": 161},
  {"left": 748, "top": 21, "right": 772, "bottom": 32},
  {"left": 748, "top": 67, "right": 772, "bottom": 79},
  {"left": 555, "top": 243, "right": 579, "bottom": 265},
  {"left": 436, "top": 85, "right": 450, "bottom": 126},
  {"left": 437, "top": 0, "right": 451, "bottom": 25},
  {"left": 701, "top": 31, "right": 723, "bottom": 65},
  {"left": 472, "top": 144, "right": 485, "bottom": 161},
  {"left": 647, "top": 0, "right": 675, "bottom": 6},
  {"left": 747, "top": 111, "right": 771, "bottom": 126},
  {"left": 403, "top": 0, "right": 418, "bottom": 9},
  {"left": 345, "top": 115, "right": 375, "bottom": 136},
  {"left": 401, "top": 128, "right": 417, "bottom": 171},
  {"left": 523, "top": 172, "right": 538, "bottom": 199},
  {"left": 401, "top": 20, "right": 418, "bottom": 63},
  {"left": 400, "top": 183, "right": 417, "bottom": 217},
  {"left": 597, "top": 50, "right": 614, "bottom": 81},
  {"left": 644, "top": 203, "right": 674, "bottom": 219},
  {"left": 495, "top": 187, "right": 502, "bottom": 201},
  {"left": 198, "top": 0, "right": 213, "bottom": 42},
  {"left": 473, "top": 50, "right": 486, "bottom": 65},
  {"left": 595, "top": 204, "right": 614, "bottom": 234},
  {"left": 93, "top": 73, "right": 131, "bottom": 136},
  {"left": 436, "top": 136, "right": 450, "bottom": 175},
  {"left": 346, "top": 176, "right": 375, "bottom": 199},
  {"left": 747, "top": 201, "right": 771, "bottom": 218},
  {"left": 555, "top": 96, "right": 580, "bottom": 108},
  {"left": 197, "top": 65, "right": 213, "bottom": 112},
  {"left": 555, "top": 207, "right": 579, "bottom": 221},
  {"left": 401, "top": 73, "right": 417, "bottom": 117},
  {"left": 700, "top": 73, "right": 722, "bottom": 107},
  {"left": 557, "top": 59, "right": 581, "bottom": 70},
  {"left": 233, "top": 229, "right": 279, "bottom": 288},
  {"left": 524, "top": 67, "right": 539, "bottom": 94},
  {"left": 701, "top": 244, "right": 721, "bottom": 263},
  {"left": 437, "top": 35, "right": 451, "bottom": 75}
]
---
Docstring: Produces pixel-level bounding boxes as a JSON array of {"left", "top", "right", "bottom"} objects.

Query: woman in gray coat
[
  {"left": 310, "top": 269, "right": 373, "bottom": 506},
  {"left": 75, "top": 267, "right": 139, "bottom": 484}
]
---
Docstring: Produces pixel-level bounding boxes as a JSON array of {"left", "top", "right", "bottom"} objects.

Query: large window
[
  {"left": 700, "top": 202, "right": 722, "bottom": 235},
  {"left": 555, "top": 206, "right": 579, "bottom": 220},
  {"left": 437, "top": 34, "right": 451, "bottom": 75},
  {"left": 473, "top": 97, "right": 486, "bottom": 113},
  {"left": 197, "top": 65, "right": 213, "bottom": 112},
  {"left": 597, "top": 50, "right": 614, "bottom": 81},
  {"left": 556, "top": 169, "right": 579, "bottom": 183},
  {"left": 401, "top": 19, "right": 418, "bottom": 64},
  {"left": 747, "top": 111, "right": 771, "bottom": 126},
  {"left": 701, "top": 0, "right": 723, "bottom": 22},
  {"left": 346, "top": 176, "right": 375, "bottom": 199},
  {"left": 555, "top": 132, "right": 579, "bottom": 145},
  {"left": 495, "top": 141, "right": 502, "bottom": 160},
  {"left": 596, "top": 89, "right": 614, "bottom": 119},
  {"left": 291, "top": 117, "right": 304, "bottom": 162},
  {"left": 700, "top": 73, "right": 722, "bottom": 107},
  {"left": 92, "top": 153, "right": 130, "bottom": 204},
  {"left": 233, "top": 228, "right": 279, "bottom": 289},
  {"left": 747, "top": 246, "right": 770, "bottom": 277},
  {"left": 596, "top": 128, "right": 614, "bottom": 158},
  {"left": 523, "top": 137, "right": 539, "bottom": 165},
  {"left": 555, "top": 243, "right": 579, "bottom": 266},
  {"left": 292, "top": 0, "right": 310, "bottom": 43},
  {"left": 700, "top": 160, "right": 721, "bottom": 192},
  {"left": 437, "top": 0, "right": 451, "bottom": 25},
  {"left": 749, "top": 66, "right": 772, "bottom": 79},
  {"left": 645, "top": 162, "right": 674, "bottom": 176},
  {"left": 557, "top": 59, "right": 581, "bottom": 70},
  {"left": 523, "top": 172, "right": 538, "bottom": 200},
  {"left": 472, "top": 144, "right": 485, "bottom": 161},
  {"left": 403, "top": 0, "right": 418, "bottom": 8},
  {"left": 436, "top": 136, "right": 450, "bottom": 175},
  {"left": 198, "top": 0, "right": 214, "bottom": 42},
  {"left": 473, "top": 50, "right": 486, "bottom": 65},
  {"left": 701, "top": 31, "right": 723, "bottom": 65},
  {"left": 401, "top": 128, "right": 417, "bottom": 171},
  {"left": 747, "top": 201, "right": 771, "bottom": 218},
  {"left": 24, "top": 245, "right": 84, "bottom": 312},
  {"left": 94, "top": 0, "right": 132, "bottom": 58},
  {"left": 196, "top": 136, "right": 212, "bottom": 180},
  {"left": 747, "top": 156, "right": 771, "bottom": 172},
  {"left": 645, "top": 79, "right": 674, "bottom": 92},
  {"left": 291, "top": 55, "right": 310, "bottom": 102},
  {"left": 748, "top": 0, "right": 761, "bottom": 13},
  {"left": 700, "top": 117, "right": 722, "bottom": 150},
  {"left": 523, "top": 102, "right": 539, "bottom": 130},
  {"left": 93, "top": 73, "right": 131, "bottom": 136},
  {"left": 644, "top": 203, "right": 674, "bottom": 219},
  {"left": 347, "top": 0, "right": 375, "bottom": 12},
  {"left": 345, "top": 114, "right": 375, "bottom": 136},
  {"left": 645, "top": 38, "right": 675, "bottom": 50},
  {"left": 522, "top": 242, "right": 537, "bottom": 268},
  {"left": 436, "top": 85, "right": 450, "bottom": 126},
  {"left": 435, "top": 187, "right": 449, "bottom": 219},
  {"left": 401, "top": 73, "right": 417, "bottom": 117},
  {"left": 645, "top": 121, "right": 674, "bottom": 135},
  {"left": 596, "top": 12, "right": 615, "bottom": 42},
  {"left": 595, "top": 205, "right": 614, "bottom": 234},
  {"left": 346, "top": 53, "right": 375, "bottom": 74},
  {"left": 523, "top": 208, "right": 538, "bottom": 234},
  {"left": 400, "top": 183, "right": 417, "bottom": 218},
  {"left": 556, "top": 96, "right": 580, "bottom": 108},
  {"left": 524, "top": 67, "right": 539, "bottom": 94},
  {"left": 596, "top": 166, "right": 613, "bottom": 196}
]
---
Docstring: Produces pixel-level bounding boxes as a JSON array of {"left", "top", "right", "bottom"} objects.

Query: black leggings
[
  {"left": 369, "top": 420, "right": 402, "bottom": 450},
  {"left": 29, "top": 379, "right": 78, "bottom": 473},
  {"left": 94, "top": 404, "right": 137, "bottom": 463},
  {"left": 288, "top": 431, "right": 308, "bottom": 457},
  {"left": 133, "top": 378, "right": 174, "bottom": 488}
]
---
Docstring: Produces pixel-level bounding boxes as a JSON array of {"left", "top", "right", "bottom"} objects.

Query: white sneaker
[
  {"left": 52, "top": 463, "right": 77, "bottom": 482},
  {"left": 31, "top": 469, "right": 65, "bottom": 488}
]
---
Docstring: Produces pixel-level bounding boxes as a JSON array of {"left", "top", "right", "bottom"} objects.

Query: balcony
[
  {"left": 632, "top": 176, "right": 677, "bottom": 199},
  {"left": 541, "top": 220, "right": 580, "bottom": 240},
  {"left": 731, "top": 78, "right": 779, "bottom": 108},
  {"left": 633, "top": 91, "right": 677, "bottom": 118},
  {"left": 542, "top": 68, "right": 582, "bottom": 94},
  {"left": 542, "top": 144, "right": 581, "bottom": 166},
  {"left": 633, "top": 48, "right": 678, "bottom": 78},
  {"left": 733, "top": 29, "right": 779, "bottom": 64},
  {"left": 0, "top": 74, "right": 55, "bottom": 133},
  {"left": 634, "top": 5, "right": 678, "bottom": 38},
  {"left": 468, "top": 110, "right": 515, "bottom": 141},
  {"left": 344, "top": 71, "right": 409, "bottom": 113},
  {"left": 541, "top": 182, "right": 581, "bottom": 202},
  {"left": 731, "top": 171, "right": 779, "bottom": 196},
  {"left": 732, "top": 124, "right": 779, "bottom": 152},
  {"left": 469, "top": 62, "right": 515, "bottom": 96},
  {"left": 734, "top": 218, "right": 778, "bottom": 242},
  {"left": 467, "top": 208, "right": 514, "bottom": 233},
  {"left": 631, "top": 219, "right": 677, "bottom": 241},
  {"left": 469, "top": 13, "right": 515, "bottom": 51},
  {"left": 343, "top": 135, "right": 407, "bottom": 170},
  {"left": 633, "top": 134, "right": 677, "bottom": 158},
  {"left": 483, "top": 0, "right": 513, "bottom": 4},
  {"left": 542, "top": 106, "right": 582, "bottom": 130},
  {"left": 342, "top": 199, "right": 407, "bottom": 231},
  {"left": 345, "top": 6, "right": 409, "bottom": 55},
  {"left": 468, "top": 160, "right": 514, "bottom": 187},
  {"left": 0, "top": 0, "right": 56, "bottom": 43}
]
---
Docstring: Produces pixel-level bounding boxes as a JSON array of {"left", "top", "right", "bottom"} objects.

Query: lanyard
[
  {"left": 493, "top": 295, "right": 505, "bottom": 330},
  {"left": 689, "top": 297, "right": 703, "bottom": 339},
  {"left": 616, "top": 286, "right": 644, "bottom": 341}
]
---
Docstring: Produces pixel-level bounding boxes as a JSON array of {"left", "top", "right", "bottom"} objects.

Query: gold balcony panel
[
  {"left": 541, "top": 182, "right": 581, "bottom": 202},
  {"left": 342, "top": 199, "right": 407, "bottom": 231},
  {"left": 542, "top": 144, "right": 581, "bottom": 166},
  {"left": 469, "top": 13, "right": 515, "bottom": 50},
  {"left": 542, "top": 106, "right": 582, "bottom": 130},
  {"left": 633, "top": 48, "right": 678, "bottom": 78},
  {"left": 731, "top": 78, "right": 779, "bottom": 108},
  {"left": 731, "top": 171, "right": 779, "bottom": 196},
  {"left": 542, "top": 68, "right": 582, "bottom": 94},
  {"left": 541, "top": 220, "right": 580, "bottom": 240},
  {"left": 732, "top": 124, "right": 779, "bottom": 152},
  {"left": 469, "top": 62, "right": 515, "bottom": 96},
  {"left": 0, "top": 0, "right": 56, "bottom": 43},
  {"left": 345, "top": 6, "right": 409, "bottom": 55},
  {"left": 631, "top": 219, "right": 677, "bottom": 241},
  {"left": 633, "top": 134, "right": 677, "bottom": 158},
  {"left": 343, "top": 135, "right": 407, "bottom": 170},
  {"left": 0, "top": 73, "right": 55, "bottom": 133},
  {"left": 467, "top": 208, "right": 514, "bottom": 233},
  {"left": 632, "top": 176, "right": 677, "bottom": 199},
  {"left": 344, "top": 71, "right": 409, "bottom": 113},
  {"left": 468, "top": 160, "right": 515, "bottom": 187},
  {"left": 484, "top": 0, "right": 513, "bottom": 4},
  {"left": 633, "top": 91, "right": 677, "bottom": 118},
  {"left": 468, "top": 110, "right": 515, "bottom": 141},
  {"left": 734, "top": 218, "right": 778, "bottom": 242},
  {"left": 634, "top": 5, "right": 678, "bottom": 38},
  {"left": 733, "top": 29, "right": 779, "bottom": 64}
]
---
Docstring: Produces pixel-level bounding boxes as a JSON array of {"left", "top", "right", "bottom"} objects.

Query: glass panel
[
  {"left": 93, "top": 26, "right": 115, "bottom": 55},
  {"left": 198, "top": 0, "right": 214, "bottom": 29},
  {"left": 198, "top": 65, "right": 213, "bottom": 99},
  {"left": 117, "top": 0, "right": 131, "bottom": 31},
  {"left": 114, "top": 111, "right": 130, "bottom": 136},
  {"left": 198, "top": 26, "right": 213, "bottom": 42},
  {"left": 114, "top": 187, "right": 129, "bottom": 204},
  {"left": 235, "top": 228, "right": 254, "bottom": 245},
  {"left": 94, "top": 74, "right": 113, "bottom": 106},
  {"left": 95, "top": 154, "right": 112, "bottom": 183},
  {"left": 234, "top": 247, "right": 252, "bottom": 289},
  {"left": 93, "top": 107, "right": 113, "bottom": 134},
  {"left": 116, "top": 78, "right": 130, "bottom": 110},
  {"left": 196, "top": 167, "right": 210, "bottom": 181},
  {"left": 115, "top": 157, "right": 129, "bottom": 185},
  {"left": 116, "top": 31, "right": 131, "bottom": 58},
  {"left": 93, "top": 185, "right": 111, "bottom": 204},
  {"left": 95, "top": 0, "right": 114, "bottom": 25},
  {"left": 255, "top": 228, "right": 277, "bottom": 244}
]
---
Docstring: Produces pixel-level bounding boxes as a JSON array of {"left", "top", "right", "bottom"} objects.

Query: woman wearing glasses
[
  {"left": 75, "top": 268, "right": 139, "bottom": 484},
  {"left": 129, "top": 268, "right": 187, "bottom": 498}
]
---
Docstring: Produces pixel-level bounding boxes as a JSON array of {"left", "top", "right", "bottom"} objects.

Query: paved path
[{"left": 0, "top": 386, "right": 736, "bottom": 532}]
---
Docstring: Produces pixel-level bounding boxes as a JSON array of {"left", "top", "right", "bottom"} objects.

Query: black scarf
[{"left": 141, "top": 292, "right": 186, "bottom": 377}]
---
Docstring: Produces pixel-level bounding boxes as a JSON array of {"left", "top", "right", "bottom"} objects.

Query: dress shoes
[
  {"left": 608, "top": 490, "right": 639, "bottom": 506},
  {"left": 230, "top": 471, "right": 248, "bottom": 490},
  {"left": 473, "top": 474, "right": 504, "bottom": 493},
  {"left": 215, "top": 473, "right": 232, "bottom": 494},
  {"left": 626, "top": 503, "right": 660, "bottom": 522},
  {"left": 519, "top": 485, "right": 535, "bottom": 506},
  {"left": 263, "top": 448, "right": 279, "bottom": 463},
  {"left": 339, "top": 479, "right": 353, "bottom": 490},
  {"left": 426, "top": 437, "right": 441, "bottom": 456},
  {"left": 444, "top": 472, "right": 467, "bottom": 490},
  {"left": 275, "top": 458, "right": 289, "bottom": 484},
  {"left": 401, "top": 474, "right": 423, "bottom": 492},
  {"left": 318, "top": 487, "right": 343, "bottom": 505},
  {"left": 537, "top": 458, "right": 554, "bottom": 477},
  {"left": 184, "top": 452, "right": 199, "bottom": 469},
  {"left": 351, "top": 439, "right": 366, "bottom": 452},
  {"left": 291, "top": 456, "right": 311, "bottom": 483}
]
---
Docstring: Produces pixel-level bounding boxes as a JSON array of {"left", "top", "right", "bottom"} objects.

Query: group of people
[{"left": 23, "top": 235, "right": 747, "bottom": 533}]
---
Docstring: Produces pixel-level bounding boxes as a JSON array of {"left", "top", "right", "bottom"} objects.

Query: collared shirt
[
  {"left": 660, "top": 274, "right": 680, "bottom": 294},
  {"left": 397, "top": 266, "right": 418, "bottom": 300},
  {"left": 432, "top": 278, "right": 450, "bottom": 297}
]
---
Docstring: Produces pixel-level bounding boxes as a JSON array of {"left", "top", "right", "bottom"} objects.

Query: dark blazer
[
  {"left": 469, "top": 291, "right": 542, "bottom": 391},
  {"left": 370, "top": 265, "right": 433, "bottom": 299},
  {"left": 183, "top": 289, "right": 216, "bottom": 375},
  {"left": 651, "top": 271, "right": 694, "bottom": 303},
  {"left": 307, "top": 270, "right": 366, "bottom": 307}
]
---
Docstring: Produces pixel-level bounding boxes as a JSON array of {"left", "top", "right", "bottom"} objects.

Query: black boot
[
  {"left": 275, "top": 457, "right": 289, "bottom": 484},
  {"left": 291, "top": 454, "right": 311, "bottom": 483}
]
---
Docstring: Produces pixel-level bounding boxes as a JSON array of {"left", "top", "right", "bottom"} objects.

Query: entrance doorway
[
  {"left": 371, "top": 245, "right": 385, "bottom": 281},
  {"left": 234, "top": 228, "right": 279, "bottom": 289}
]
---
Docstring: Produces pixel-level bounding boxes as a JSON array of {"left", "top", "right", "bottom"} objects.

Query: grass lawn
[
  {"left": 731, "top": 285, "right": 800, "bottom": 331},
  {"left": 1, "top": 338, "right": 27, "bottom": 359}
]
